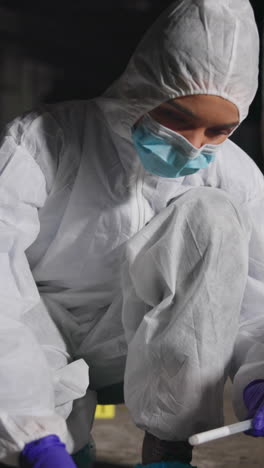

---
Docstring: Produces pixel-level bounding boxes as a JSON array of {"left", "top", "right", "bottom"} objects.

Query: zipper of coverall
[{"left": 135, "top": 164, "right": 146, "bottom": 231}]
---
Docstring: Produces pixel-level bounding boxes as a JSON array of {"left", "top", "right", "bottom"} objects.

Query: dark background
[{"left": 0, "top": 0, "right": 263, "bottom": 168}]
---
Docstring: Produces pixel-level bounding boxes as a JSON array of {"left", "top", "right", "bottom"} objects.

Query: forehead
[
  {"left": 170, "top": 95, "right": 238, "bottom": 116},
  {"left": 157, "top": 95, "right": 239, "bottom": 126}
]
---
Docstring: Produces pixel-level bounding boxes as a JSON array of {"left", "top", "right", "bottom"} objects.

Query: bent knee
[
  {"left": 171, "top": 187, "right": 250, "bottom": 235},
  {"left": 187, "top": 187, "right": 235, "bottom": 208}
]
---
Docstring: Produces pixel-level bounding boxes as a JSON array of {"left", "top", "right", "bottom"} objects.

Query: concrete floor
[{"left": 92, "top": 380, "right": 264, "bottom": 468}]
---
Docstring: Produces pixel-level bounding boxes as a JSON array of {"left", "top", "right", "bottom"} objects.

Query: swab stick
[{"left": 188, "top": 419, "right": 252, "bottom": 446}]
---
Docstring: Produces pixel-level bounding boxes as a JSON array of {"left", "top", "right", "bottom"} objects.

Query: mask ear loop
[{"left": 227, "top": 123, "right": 240, "bottom": 137}]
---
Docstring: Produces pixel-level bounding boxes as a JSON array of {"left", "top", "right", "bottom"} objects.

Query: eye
[{"left": 209, "top": 129, "right": 232, "bottom": 136}]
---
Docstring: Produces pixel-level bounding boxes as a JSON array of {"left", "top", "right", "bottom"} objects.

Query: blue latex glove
[
  {"left": 19, "top": 434, "right": 77, "bottom": 468},
  {"left": 135, "top": 462, "right": 197, "bottom": 468},
  {"left": 243, "top": 379, "right": 264, "bottom": 437}
]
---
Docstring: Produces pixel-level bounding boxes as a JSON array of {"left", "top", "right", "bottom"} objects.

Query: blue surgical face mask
[{"left": 131, "top": 114, "right": 222, "bottom": 178}]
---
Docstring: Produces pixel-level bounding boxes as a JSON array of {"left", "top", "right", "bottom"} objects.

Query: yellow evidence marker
[{"left": 95, "top": 405, "right": 116, "bottom": 419}]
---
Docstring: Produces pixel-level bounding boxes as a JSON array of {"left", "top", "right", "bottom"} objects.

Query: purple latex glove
[
  {"left": 19, "top": 434, "right": 77, "bottom": 468},
  {"left": 243, "top": 379, "right": 264, "bottom": 437}
]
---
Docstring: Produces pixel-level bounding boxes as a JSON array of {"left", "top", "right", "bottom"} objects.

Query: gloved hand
[
  {"left": 243, "top": 379, "right": 264, "bottom": 437},
  {"left": 19, "top": 434, "right": 77, "bottom": 468}
]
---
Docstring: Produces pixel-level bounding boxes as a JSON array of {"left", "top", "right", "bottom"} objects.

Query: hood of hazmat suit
[
  {"left": 0, "top": 0, "right": 263, "bottom": 464},
  {"left": 98, "top": 0, "right": 259, "bottom": 138}
]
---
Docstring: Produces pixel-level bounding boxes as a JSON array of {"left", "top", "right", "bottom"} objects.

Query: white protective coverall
[{"left": 0, "top": 0, "right": 263, "bottom": 464}]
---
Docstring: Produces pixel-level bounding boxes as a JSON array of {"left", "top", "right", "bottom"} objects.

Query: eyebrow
[
  {"left": 164, "top": 101, "right": 239, "bottom": 129},
  {"left": 209, "top": 122, "right": 239, "bottom": 130},
  {"left": 166, "top": 101, "right": 198, "bottom": 118}
]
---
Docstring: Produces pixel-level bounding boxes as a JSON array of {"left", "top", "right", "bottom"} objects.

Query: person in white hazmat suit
[{"left": 0, "top": 0, "right": 264, "bottom": 467}]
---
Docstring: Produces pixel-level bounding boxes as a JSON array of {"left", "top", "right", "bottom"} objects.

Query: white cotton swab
[{"left": 188, "top": 419, "right": 252, "bottom": 446}]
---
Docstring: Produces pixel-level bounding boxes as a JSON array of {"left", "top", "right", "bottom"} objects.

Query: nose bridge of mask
[{"left": 141, "top": 114, "right": 222, "bottom": 159}]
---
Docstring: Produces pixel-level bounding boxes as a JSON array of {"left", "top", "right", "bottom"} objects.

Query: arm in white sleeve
[
  {"left": 0, "top": 124, "right": 70, "bottom": 466},
  {"left": 231, "top": 190, "right": 264, "bottom": 421}
]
